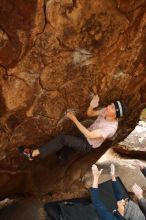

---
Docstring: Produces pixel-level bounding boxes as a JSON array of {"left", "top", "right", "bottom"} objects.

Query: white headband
[{"left": 117, "top": 101, "right": 123, "bottom": 117}]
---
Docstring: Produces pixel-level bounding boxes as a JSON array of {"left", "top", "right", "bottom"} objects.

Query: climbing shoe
[{"left": 18, "top": 146, "right": 33, "bottom": 161}]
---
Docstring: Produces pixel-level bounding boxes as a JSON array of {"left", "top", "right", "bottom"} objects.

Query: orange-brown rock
[
  {"left": 0, "top": 0, "right": 45, "bottom": 68},
  {"left": 0, "top": 0, "right": 146, "bottom": 199},
  {"left": 0, "top": 198, "right": 46, "bottom": 220}
]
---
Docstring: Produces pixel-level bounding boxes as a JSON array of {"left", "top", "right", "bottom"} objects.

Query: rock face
[
  {"left": 0, "top": 0, "right": 146, "bottom": 198},
  {"left": 0, "top": 0, "right": 45, "bottom": 68},
  {"left": 114, "top": 122, "right": 146, "bottom": 156},
  {"left": 0, "top": 198, "right": 46, "bottom": 220}
]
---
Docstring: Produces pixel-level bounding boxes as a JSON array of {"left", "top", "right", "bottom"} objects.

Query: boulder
[
  {"left": 113, "top": 123, "right": 146, "bottom": 156},
  {"left": 0, "top": 0, "right": 146, "bottom": 198}
]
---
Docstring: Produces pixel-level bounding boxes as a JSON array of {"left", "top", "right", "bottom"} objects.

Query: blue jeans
[{"left": 90, "top": 180, "right": 126, "bottom": 220}]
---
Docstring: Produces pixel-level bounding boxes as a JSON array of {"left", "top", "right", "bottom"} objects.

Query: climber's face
[{"left": 105, "top": 103, "right": 116, "bottom": 118}]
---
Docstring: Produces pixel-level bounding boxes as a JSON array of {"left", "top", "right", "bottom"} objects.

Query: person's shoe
[{"left": 18, "top": 146, "right": 33, "bottom": 161}]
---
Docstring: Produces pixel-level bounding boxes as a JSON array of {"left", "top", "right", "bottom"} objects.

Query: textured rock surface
[
  {"left": 0, "top": 198, "right": 46, "bottom": 220},
  {"left": 0, "top": 0, "right": 45, "bottom": 68},
  {"left": 0, "top": 0, "right": 146, "bottom": 198},
  {"left": 114, "top": 122, "right": 146, "bottom": 156}
]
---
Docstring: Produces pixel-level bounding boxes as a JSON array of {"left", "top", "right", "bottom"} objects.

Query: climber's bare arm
[
  {"left": 87, "top": 106, "right": 103, "bottom": 117},
  {"left": 66, "top": 112, "right": 103, "bottom": 139},
  {"left": 87, "top": 94, "right": 102, "bottom": 117}
]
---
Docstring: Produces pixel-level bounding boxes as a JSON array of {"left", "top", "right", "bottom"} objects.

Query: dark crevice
[
  {"left": 43, "top": 0, "right": 47, "bottom": 28},
  {"left": 72, "top": 0, "right": 77, "bottom": 8},
  {"left": 10, "top": 118, "right": 29, "bottom": 138},
  {"left": 38, "top": 76, "right": 50, "bottom": 92},
  {"left": 44, "top": 0, "right": 59, "bottom": 31},
  {"left": 127, "top": 3, "right": 146, "bottom": 13},
  {"left": 24, "top": 1, "right": 47, "bottom": 61},
  {"left": 38, "top": 76, "right": 63, "bottom": 94},
  {"left": 5, "top": 73, "right": 30, "bottom": 87},
  {"left": 36, "top": 114, "right": 56, "bottom": 121},
  {"left": 0, "top": 63, "right": 7, "bottom": 72},
  {"left": 113, "top": 148, "right": 146, "bottom": 160},
  {"left": 115, "top": 0, "right": 146, "bottom": 14},
  {"left": 46, "top": 18, "right": 57, "bottom": 31},
  {"left": 56, "top": 37, "right": 74, "bottom": 52},
  {"left": 113, "top": 0, "right": 130, "bottom": 22},
  {"left": 34, "top": 1, "right": 47, "bottom": 36},
  {"left": 0, "top": 23, "right": 11, "bottom": 41}
]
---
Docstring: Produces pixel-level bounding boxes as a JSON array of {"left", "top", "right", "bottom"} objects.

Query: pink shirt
[{"left": 87, "top": 109, "right": 118, "bottom": 148}]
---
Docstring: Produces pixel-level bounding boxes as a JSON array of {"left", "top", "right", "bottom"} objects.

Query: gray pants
[{"left": 39, "top": 134, "right": 92, "bottom": 158}]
